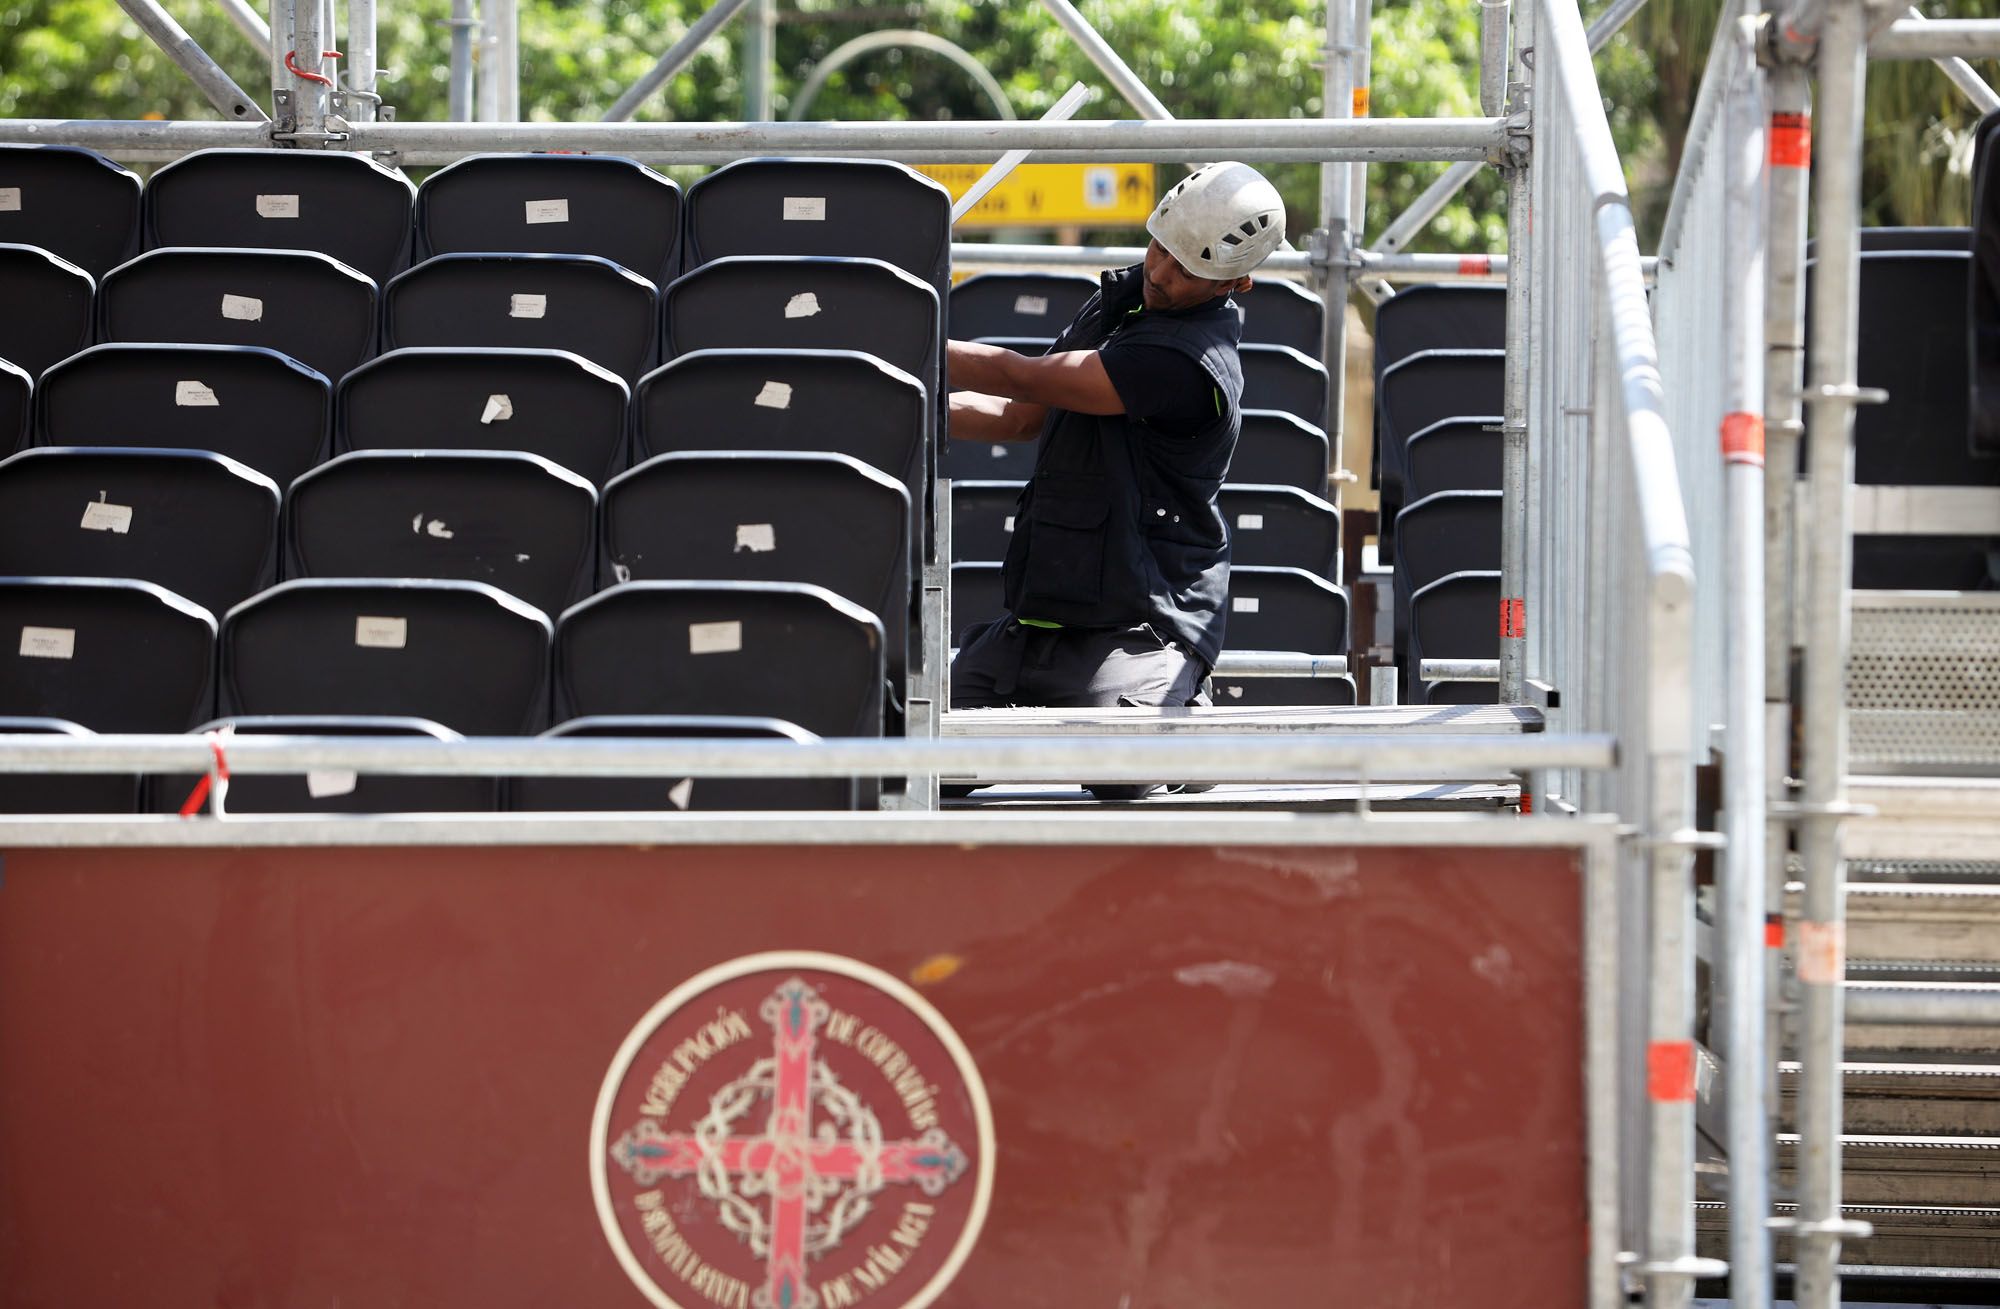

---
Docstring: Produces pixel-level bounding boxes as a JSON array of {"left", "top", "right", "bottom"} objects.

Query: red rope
[
  {"left": 177, "top": 733, "right": 232, "bottom": 818},
  {"left": 285, "top": 49, "right": 341, "bottom": 86}
]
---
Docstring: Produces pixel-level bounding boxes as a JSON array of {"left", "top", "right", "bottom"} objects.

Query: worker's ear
[{"left": 1229, "top": 275, "right": 1255, "bottom": 294}]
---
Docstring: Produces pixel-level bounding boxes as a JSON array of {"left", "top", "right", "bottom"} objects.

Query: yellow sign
[{"left": 918, "top": 162, "right": 1156, "bottom": 229}]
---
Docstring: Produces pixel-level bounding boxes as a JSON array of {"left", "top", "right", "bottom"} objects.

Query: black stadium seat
[
  {"left": 1239, "top": 278, "right": 1325, "bottom": 354},
  {"left": 0, "top": 242, "right": 93, "bottom": 378},
  {"left": 510, "top": 715, "right": 856, "bottom": 812},
  {"left": 0, "top": 359, "right": 28, "bottom": 452},
  {"left": 1408, "top": 569, "right": 1501, "bottom": 703},
  {"left": 1218, "top": 483, "right": 1340, "bottom": 575},
  {"left": 683, "top": 157, "right": 952, "bottom": 303},
  {"left": 0, "top": 144, "right": 142, "bottom": 278},
  {"left": 1239, "top": 342, "right": 1328, "bottom": 427},
  {"left": 0, "top": 716, "right": 138, "bottom": 814},
  {"left": 1371, "top": 283, "right": 1507, "bottom": 373},
  {"left": 1231, "top": 409, "right": 1330, "bottom": 492},
  {"left": 0, "top": 575, "right": 216, "bottom": 731},
  {"left": 145, "top": 715, "right": 499, "bottom": 814},
  {"left": 285, "top": 450, "right": 598, "bottom": 616},
  {"left": 337, "top": 347, "right": 630, "bottom": 486},
  {"left": 143, "top": 148, "right": 417, "bottom": 285},
  {"left": 1217, "top": 564, "right": 1348, "bottom": 654},
  {"left": 661, "top": 256, "right": 941, "bottom": 434},
  {"left": 601, "top": 451, "right": 910, "bottom": 687},
  {"left": 1375, "top": 347, "right": 1506, "bottom": 546},
  {"left": 1405, "top": 414, "right": 1503, "bottom": 499},
  {"left": 633, "top": 348, "right": 927, "bottom": 529},
  {"left": 219, "top": 578, "right": 552, "bottom": 735},
  {"left": 416, "top": 153, "right": 685, "bottom": 289},
  {"left": 1393, "top": 488, "right": 1502, "bottom": 683},
  {"left": 382, "top": 252, "right": 658, "bottom": 383},
  {"left": 940, "top": 427, "right": 1038, "bottom": 481},
  {"left": 950, "top": 479, "right": 1023, "bottom": 561},
  {"left": 555, "top": 580, "right": 886, "bottom": 739},
  {"left": 949, "top": 271, "right": 1096, "bottom": 340},
  {"left": 98, "top": 247, "right": 378, "bottom": 380},
  {"left": 949, "top": 560, "right": 1004, "bottom": 642},
  {"left": 34, "top": 343, "right": 331, "bottom": 485},
  {"left": 0, "top": 447, "right": 280, "bottom": 616}
]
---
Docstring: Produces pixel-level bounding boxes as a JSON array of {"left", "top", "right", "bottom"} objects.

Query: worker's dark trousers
[{"left": 949, "top": 617, "right": 1207, "bottom": 710}]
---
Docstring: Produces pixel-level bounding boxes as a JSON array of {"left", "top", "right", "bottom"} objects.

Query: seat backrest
[
  {"left": 145, "top": 714, "right": 498, "bottom": 814},
  {"left": 1841, "top": 251, "right": 1995, "bottom": 489},
  {"left": 1371, "top": 284, "right": 1507, "bottom": 374},
  {"left": 286, "top": 450, "right": 598, "bottom": 616},
  {"left": 219, "top": 578, "right": 552, "bottom": 735},
  {"left": 416, "top": 153, "right": 684, "bottom": 289},
  {"left": 383, "top": 252, "right": 659, "bottom": 384},
  {"left": 1394, "top": 489, "right": 1503, "bottom": 595},
  {"left": 337, "top": 347, "right": 630, "bottom": 486},
  {"left": 1405, "top": 414, "right": 1503, "bottom": 499},
  {"left": 98, "top": 247, "right": 378, "bottom": 381},
  {"left": 0, "top": 447, "right": 280, "bottom": 615},
  {"left": 1407, "top": 568, "right": 1501, "bottom": 699},
  {"left": 1219, "top": 565, "right": 1348, "bottom": 654},
  {"left": 0, "top": 715, "right": 138, "bottom": 814},
  {"left": 683, "top": 158, "right": 953, "bottom": 305},
  {"left": 554, "top": 580, "right": 886, "bottom": 739},
  {"left": 1217, "top": 483, "right": 1341, "bottom": 575},
  {"left": 1239, "top": 343, "right": 1328, "bottom": 426},
  {"left": 949, "top": 272, "right": 1097, "bottom": 340},
  {"left": 143, "top": 148, "right": 417, "bottom": 285},
  {"left": 0, "top": 242, "right": 93, "bottom": 378},
  {"left": 950, "top": 479, "right": 1025, "bottom": 563},
  {"left": 1240, "top": 279, "right": 1325, "bottom": 354},
  {"left": 601, "top": 450, "right": 910, "bottom": 685},
  {"left": 0, "top": 144, "right": 143, "bottom": 278},
  {"left": 0, "top": 575, "right": 215, "bottom": 731},
  {"left": 661, "top": 257, "right": 940, "bottom": 428},
  {"left": 510, "top": 714, "right": 855, "bottom": 812},
  {"left": 949, "top": 561, "right": 1005, "bottom": 644},
  {"left": 34, "top": 343, "right": 331, "bottom": 484},
  {"left": 0, "top": 359, "right": 28, "bottom": 453},
  {"left": 1231, "top": 409, "right": 1330, "bottom": 493},
  {"left": 940, "top": 429, "right": 1039, "bottom": 480},
  {"left": 634, "top": 348, "right": 927, "bottom": 519},
  {"left": 1375, "top": 348, "right": 1506, "bottom": 498}
]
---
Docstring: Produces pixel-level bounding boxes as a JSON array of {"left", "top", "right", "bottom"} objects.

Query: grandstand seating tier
[{"left": 415, "top": 153, "right": 684, "bottom": 290}]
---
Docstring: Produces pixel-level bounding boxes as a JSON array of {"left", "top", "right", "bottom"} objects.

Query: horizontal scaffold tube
[
  {"left": 0, "top": 731, "right": 1616, "bottom": 781},
  {"left": 1844, "top": 983, "right": 2000, "bottom": 1028},
  {"left": 1870, "top": 18, "right": 2000, "bottom": 60},
  {"left": 0, "top": 115, "right": 1509, "bottom": 163}
]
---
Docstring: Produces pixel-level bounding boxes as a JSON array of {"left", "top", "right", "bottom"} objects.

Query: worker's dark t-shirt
[{"left": 1099, "top": 342, "right": 1223, "bottom": 437}]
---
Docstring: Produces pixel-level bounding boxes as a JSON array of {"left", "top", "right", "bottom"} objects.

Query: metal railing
[{"left": 1526, "top": 0, "right": 1703, "bottom": 1303}]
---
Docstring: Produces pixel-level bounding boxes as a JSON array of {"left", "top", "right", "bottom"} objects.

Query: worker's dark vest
[{"left": 1001, "top": 264, "right": 1244, "bottom": 666}]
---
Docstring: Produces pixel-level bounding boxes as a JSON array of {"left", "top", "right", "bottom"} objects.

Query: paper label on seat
[
  {"left": 688, "top": 620, "right": 742, "bottom": 655},
  {"left": 754, "top": 380, "right": 793, "bottom": 409},
  {"left": 254, "top": 193, "right": 300, "bottom": 219},
  {"left": 1013, "top": 295, "right": 1049, "bottom": 316},
  {"left": 306, "top": 769, "right": 358, "bottom": 798},
  {"left": 524, "top": 197, "right": 569, "bottom": 225},
  {"left": 1235, "top": 513, "right": 1264, "bottom": 530},
  {"left": 175, "top": 380, "right": 219, "bottom": 407},
  {"left": 988, "top": 444, "right": 1008, "bottom": 459},
  {"left": 79, "top": 499, "right": 133, "bottom": 534},
  {"left": 0, "top": 187, "right": 21, "bottom": 212},
  {"left": 782, "top": 196, "right": 826, "bottom": 221},
  {"left": 18, "top": 625, "right": 74, "bottom": 659},
  {"left": 510, "top": 293, "right": 547, "bottom": 319},
  {"left": 667, "top": 777, "right": 695, "bottom": 810},
  {"left": 480, "top": 393, "right": 513, "bottom": 424},
  {"left": 734, "top": 523, "right": 776, "bottom": 553},
  {"left": 1003, "top": 516, "right": 1015, "bottom": 532},
  {"left": 1232, "top": 596, "right": 1260, "bottom": 613},
  {"left": 220, "top": 293, "right": 264, "bottom": 322},
  {"left": 784, "top": 292, "right": 820, "bottom": 319},
  {"left": 355, "top": 615, "right": 408, "bottom": 649}
]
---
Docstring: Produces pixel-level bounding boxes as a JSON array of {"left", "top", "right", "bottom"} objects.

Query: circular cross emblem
[{"left": 592, "top": 953, "right": 994, "bottom": 1309}]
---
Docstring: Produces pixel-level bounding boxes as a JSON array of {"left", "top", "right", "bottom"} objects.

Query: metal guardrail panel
[{"left": 1848, "top": 593, "right": 2000, "bottom": 774}]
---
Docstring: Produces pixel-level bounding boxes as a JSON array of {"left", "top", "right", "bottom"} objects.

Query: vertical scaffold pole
[
  {"left": 1719, "top": 18, "right": 1771, "bottom": 1307},
  {"left": 345, "top": 0, "right": 378, "bottom": 122},
  {"left": 1497, "top": 0, "right": 1532, "bottom": 705},
  {"left": 744, "top": 0, "right": 775, "bottom": 121},
  {"left": 1795, "top": 0, "right": 1869, "bottom": 1301},
  {"left": 448, "top": 0, "right": 476, "bottom": 122},
  {"left": 1316, "top": 0, "right": 1355, "bottom": 595}
]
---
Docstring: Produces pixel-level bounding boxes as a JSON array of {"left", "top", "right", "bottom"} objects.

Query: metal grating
[{"left": 1848, "top": 595, "right": 2000, "bottom": 775}]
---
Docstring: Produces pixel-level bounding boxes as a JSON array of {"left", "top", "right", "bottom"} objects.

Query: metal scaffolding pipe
[
  {"left": 114, "top": 0, "right": 268, "bottom": 121},
  {"left": 478, "top": 0, "right": 519, "bottom": 121},
  {"left": 1479, "top": 0, "right": 1510, "bottom": 117},
  {"left": 1795, "top": 0, "right": 1869, "bottom": 1302},
  {"left": 282, "top": 0, "right": 330, "bottom": 137},
  {"left": 447, "top": 0, "right": 476, "bottom": 122},
  {"left": 743, "top": 0, "right": 773, "bottom": 121},
  {"left": 1316, "top": 0, "right": 1356, "bottom": 523},
  {"left": 1038, "top": 0, "right": 1173, "bottom": 121},
  {"left": 1870, "top": 18, "right": 2000, "bottom": 60},
  {"left": 344, "top": 0, "right": 378, "bottom": 122},
  {"left": 602, "top": 0, "right": 754, "bottom": 122},
  {"left": 214, "top": 0, "right": 274, "bottom": 63},
  {"left": 1844, "top": 984, "right": 2000, "bottom": 1027},
  {"left": 1496, "top": 0, "right": 1531, "bottom": 704},
  {"left": 1899, "top": 8, "right": 2000, "bottom": 113}
]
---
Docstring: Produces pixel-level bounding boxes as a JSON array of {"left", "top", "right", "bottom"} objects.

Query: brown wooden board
[{"left": 0, "top": 842, "right": 1586, "bottom": 1308}]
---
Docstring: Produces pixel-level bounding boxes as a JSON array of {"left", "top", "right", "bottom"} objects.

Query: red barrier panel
[{"left": 0, "top": 842, "right": 1587, "bottom": 1308}]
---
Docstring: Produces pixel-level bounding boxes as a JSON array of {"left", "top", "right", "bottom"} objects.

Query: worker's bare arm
[
  {"left": 948, "top": 390, "right": 1048, "bottom": 443},
  {"left": 945, "top": 340, "right": 1126, "bottom": 417}
]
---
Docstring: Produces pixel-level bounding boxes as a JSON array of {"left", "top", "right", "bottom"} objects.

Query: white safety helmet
[{"left": 1145, "top": 161, "right": 1288, "bottom": 281}]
